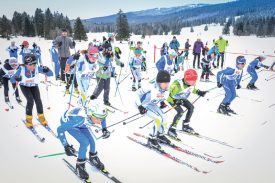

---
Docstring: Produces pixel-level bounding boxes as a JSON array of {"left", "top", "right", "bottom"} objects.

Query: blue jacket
[
  {"left": 169, "top": 40, "right": 180, "bottom": 50},
  {"left": 217, "top": 67, "right": 243, "bottom": 86},
  {"left": 50, "top": 47, "right": 59, "bottom": 63},
  {"left": 156, "top": 55, "right": 173, "bottom": 71},
  {"left": 207, "top": 46, "right": 220, "bottom": 56},
  {"left": 248, "top": 58, "right": 267, "bottom": 70},
  {"left": 6, "top": 46, "right": 19, "bottom": 58},
  {"left": 160, "top": 44, "right": 169, "bottom": 56}
]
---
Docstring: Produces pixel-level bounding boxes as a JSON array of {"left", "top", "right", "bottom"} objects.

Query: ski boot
[
  {"left": 217, "top": 103, "right": 230, "bottom": 116},
  {"left": 102, "top": 128, "right": 110, "bottom": 139},
  {"left": 225, "top": 104, "right": 237, "bottom": 114},
  {"left": 90, "top": 95, "right": 97, "bottom": 100},
  {"left": 160, "top": 101, "right": 168, "bottom": 109},
  {"left": 65, "top": 89, "right": 70, "bottom": 94},
  {"left": 132, "top": 86, "right": 137, "bottom": 91},
  {"left": 26, "top": 115, "right": 34, "bottom": 128},
  {"left": 251, "top": 84, "right": 259, "bottom": 90},
  {"left": 157, "top": 133, "right": 171, "bottom": 145},
  {"left": 147, "top": 135, "right": 161, "bottom": 149},
  {"left": 74, "top": 88, "right": 80, "bottom": 95},
  {"left": 89, "top": 152, "right": 105, "bottom": 171},
  {"left": 104, "top": 101, "right": 111, "bottom": 106},
  {"left": 205, "top": 78, "right": 210, "bottom": 82},
  {"left": 5, "top": 96, "right": 10, "bottom": 103},
  {"left": 247, "top": 83, "right": 253, "bottom": 90},
  {"left": 16, "top": 96, "right": 22, "bottom": 103},
  {"left": 38, "top": 113, "right": 48, "bottom": 126},
  {"left": 168, "top": 127, "right": 178, "bottom": 138},
  {"left": 182, "top": 122, "right": 195, "bottom": 134},
  {"left": 76, "top": 159, "right": 90, "bottom": 180}
]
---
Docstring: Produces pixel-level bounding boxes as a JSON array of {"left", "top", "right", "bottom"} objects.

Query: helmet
[
  {"left": 24, "top": 53, "right": 37, "bottom": 65},
  {"left": 135, "top": 49, "right": 142, "bottom": 55},
  {"left": 169, "top": 50, "right": 178, "bottom": 57},
  {"left": 22, "top": 41, "right": 29, "bottom": 46},
  {"left": 236, "top": 56, "right": 246, "bottom": 65},
  {"left": 184, "top": 69, "right": 198, "bottom": 83},
  {"left": 156, "top": 70, "right": 171, "bottom": 83},
  {"left": 9, "top": 57, "right": 18, "bottom": 67},
  {"left": 259, "top": 55, "right": 267, "bottom": 61},
  {"left": 88, "top": 46, "right": 99, "bottom": 61},
  {"left": 88, "top": 102, "right": 108, "bottom": 119}
]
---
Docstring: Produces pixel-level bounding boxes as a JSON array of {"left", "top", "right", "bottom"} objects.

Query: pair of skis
[{"left": 63, "top": 159, "right": 121, "bottom": 183}]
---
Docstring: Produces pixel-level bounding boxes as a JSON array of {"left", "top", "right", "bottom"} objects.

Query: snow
[{"left": 0, "top": 25, "right": 275, "bottom": 183}]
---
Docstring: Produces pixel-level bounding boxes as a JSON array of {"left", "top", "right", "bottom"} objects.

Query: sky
[{"left": 0, "top": 0, "right": 230, "bottom": 20}]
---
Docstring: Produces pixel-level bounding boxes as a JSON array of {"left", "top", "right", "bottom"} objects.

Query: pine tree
[
  {"left": 190, "top": 26, "right": 194, "bottom": 32},
  {"left": 44, "top": 8, "right": 53, "bottom": 39},
  {"left": 116, "top": 9, "right": 130, "bottom": 41},
  {"left": 34, "top": 8, "right": 44, "bottom": 36},
  {"left": 222, "top": 22, "right": 230, "bottom": 35},
  {"left": 11, "top": 11, "right": 22, "bottom": 36},
  {"left": 204, "top": 25, "right": 208, "bottom": 31},
  {"left": 0, "top": 15, "right": 12, "bottom": 39},
  {"left": 73, "top": 17, "right": 87, "bottom": 41}
]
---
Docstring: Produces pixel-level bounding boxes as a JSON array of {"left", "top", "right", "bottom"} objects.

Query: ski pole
[
  {"left": 139, "top": 96, "right": 202, "bottom": 129},
  {"left": 12, "top": 81, "right": 19, "bottom": 96},
  {"left": 114, "top": 66, "right": 123, "bottom": 97},
  {"left": 95, "top": 113, "right": 140, "bottom": 133},
  {"left": 34, "top": 152, "right": 66, "bottom": 159},
  {"left": 265, "top": 76, "right": 275, "bottom": 81},
  {"left": 45, "top": 75, "right": 51, "bottom": 110},
  {"left": 207, "top": 93, "right": 224, "bottom": 101}
]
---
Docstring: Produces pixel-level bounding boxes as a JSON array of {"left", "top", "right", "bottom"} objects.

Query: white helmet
[{"left": 88, "top": 101, "right": 108, "bottom": 119}]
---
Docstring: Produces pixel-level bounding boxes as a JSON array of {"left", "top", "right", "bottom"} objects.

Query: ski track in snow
[{"left": 0, "top": 25, "right": 275, "bottom": 183}]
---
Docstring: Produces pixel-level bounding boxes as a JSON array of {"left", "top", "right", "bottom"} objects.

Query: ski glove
[
  {"left": 72, "top": 41, "right": 76, "bottom": 47},
  {"left": 42, "top": 66, "right": 49, "bottom": 73},
  {"left": 120, "top": 63, "right": 124, "bottom": 68},
  {"left": 138, "top": 105, "right": 147, "bottom": 114},
  {"left": 103, "top": 66, "right": 108, "bottom": 71},
  {"left": 197, "top": 90, "right": 207, "bottom": 97},
  {"left": 73, "top": 53, "right": 80, "bottom": 60},
  {"left": 217, "top": 82, "right": 222, "bottom": 88},
  {"left": 263, "top": 65, "right": 269, "bottom": 69},
  {"left": 236, "top": 84, "right": 241, "bottom": 89},
  {"left": 15, "top": 76, "right": 22, "bottom": 82},
  {"left": 65, "top": 145, "right": 76, "bottom": 156},
  {"left": 33, "top": 43, "right": 37, "bottom": 49}
]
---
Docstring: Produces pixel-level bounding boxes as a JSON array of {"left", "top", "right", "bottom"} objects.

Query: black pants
[
  {"left": 201, "top": 65, "right": 210, "bottom": 79},
  {"left": 193, "top": 53, "right": 201, "bottom": 68},
  {"left": 217, "top": 53, "right": 225, "bottom": 68},
  {"left": 66, "top": 74, "right": 78, "bottom": 90},
  {"left": 92, "top": 77, "right": 110, "bottom": 103},
  {"left": 170, "top": 99, "right": 194, "bottom": 128},
  {"left": 20, "top": 85, "right": 43, "bottom": 116},
  {"left": 59, "top": 57, "right": 68, "bottom": 82},
  {"left": 2, "top": 77, "right": 19, "bottom": 98}
]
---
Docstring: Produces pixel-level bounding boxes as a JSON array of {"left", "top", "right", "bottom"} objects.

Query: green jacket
[
  {"left": 167, "top": 79, "right": 198, "bottom": 105},
  {"left": 130, "top": 46, "right": 146, "bottom": 54},
  {"left": 215, "top": 38, "right": 228, "bottom": 53}
]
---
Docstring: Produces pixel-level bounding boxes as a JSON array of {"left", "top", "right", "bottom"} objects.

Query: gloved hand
[
  {"left": 20, "top": 45, "right": 24, "bottom": 49},
  {"left": 255, "top": 66, "right": 260, "bottom": 70},
  {"left": 144, "top": 50, "right": 147, "bottom": 54},
  {"left": 42, "top": 66, "right": 49, "bottom": 73},
  {"left": 103, "top": 66, "right": 108, "bottom": 71},
  {"left": 263, "top": 65, "right": 269, "bottom": 69},
  {"left": 58, "top": 41, "right": 62, "bottom": 47},
  {"left": 15, "top": 76, "right": 22, "bottom": 82},
  {"left": 120, "top": 63, "right": 124, "bottom": 68},
  {"left": 142, "top": 57, "right": 146, "bottom": 62},
  {"left": 236, "top": 84, "right": 241, "bottom": 89},
  {"left": 70, "top": 65, "right": 75, "bottom": 70},
  {"left": 73, "top": 53, "right": 80, "bottom": 60},
  {"left": 72, "top": 41, "right": 76, "bottom": 47},
  {"left": 138, "top": 105, "right": 147, "bottom": 114},
  {"left": 217, "top": 82, "right": 222, "bottom": 88},
  {"left": 197, "top": 90, "right": 208, "bottom": 97},
  {"left": 32, "top": 43, "right": 37, "bottom": 49},
  {"left": 65, "top": 145, "right": 76, "bottom": 156}
]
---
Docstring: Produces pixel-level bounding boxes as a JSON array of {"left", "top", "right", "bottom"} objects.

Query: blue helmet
[
  {"left": 135, "top": 49, "right": 142, "bottom": 55},
  {"left": 236, "top": 56, "right": 246, "bottom": 66}
]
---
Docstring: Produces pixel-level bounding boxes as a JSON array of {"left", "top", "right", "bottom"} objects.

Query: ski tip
[
  {"left": 47, "top": 107, "right": 51, "bottom": 110},
  {"left": 215, "top": 160, "right": 225, "bottom": 164}
]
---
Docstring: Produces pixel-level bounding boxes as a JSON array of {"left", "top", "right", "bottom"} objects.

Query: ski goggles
[
  {"left": 88, "top": 109, "right": 108, "bottom": 119},
  {"left": 88, "top": 53, "right": 99, "bottom": 60}
]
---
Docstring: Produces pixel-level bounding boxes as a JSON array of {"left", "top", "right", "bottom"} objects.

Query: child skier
[
  {"left": 160, "top": 42, "right": 169, "bottom": 56},
  {"left": 76, "top": 46, "right": 99, "bottom": 106},
  {"left": 64, "top": 53, "right": 80, "bottom": 94},
  {"left": 156, "top": 50, "right": 177, "bottom": 74},
  {"left": 0, "top": 57, "right": 22, "bottom": 103},
  {"left": 130, "top": 41, "right": 147, "bottom": 71},
  {"left": 10, "top": 53, "right": 53, "bottom": 128},
  {"left": 57, "top": 102, "right": 107, "bottom": 181},
  {"left": 50, "top": 40, "right": 60, "bottom": 80},
  {"left": 247, "top": 55, "right": 269, "bottom": 90},
  {"left": 32, "top": 43, "right": 42, "bottom": 65},
  {"left": 129, "top": 49, "right": 143, "bottom": 91},
  {"left": 167, "top": 69, "right": 207, "bottom": 137},
  {"left": 200, "top": 46, "right": 219, "bottom": 82},
  {"left": 135, "top": 70, "right": 172, "bottom": 149},
  {"left": 217, "top": 56, "right": 246, "bottom": 115},
  {"left": 6, "top": 41, "right": 19, "bottom": 58},
  {"left": 19, "top": 41, "right": 33, "bottom": 64}
]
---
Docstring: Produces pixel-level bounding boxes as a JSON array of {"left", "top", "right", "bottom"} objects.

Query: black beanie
[{"left": 156, "top": 70, "right": 171, "bottom": 83}]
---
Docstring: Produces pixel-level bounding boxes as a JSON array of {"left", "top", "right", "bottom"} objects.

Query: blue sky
[{"left": 1, "top": 0, "right": 230, "bottom": 19}]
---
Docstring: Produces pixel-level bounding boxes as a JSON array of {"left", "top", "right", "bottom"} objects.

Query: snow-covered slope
[{"left": 0, "top": 25, "right": 275, "bottom": 183}]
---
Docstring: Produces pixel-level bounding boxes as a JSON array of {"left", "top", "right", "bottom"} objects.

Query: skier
[
  {"left": 0, "top": 57, "right": 22, "bottom": 103},
  {"left": 167, "top": 69, "right": 207, "bottom": 137},
  {"left": 50, "top": 40, "right": 61, "bottom": 80},
  {"left": 208, "top": 43, "right": 220, "bottom": 68},
  {"left": 130, "top": 41, "right": 147, "bottom": 71},
  {"left": 135, "top": 70, "right": 172, "bottom": 149},
  {"left": 200, "top": 52, "right": 216, "bottom": 82},
  {"left": 10, "top": 53, "right": 53, "bottom": 128},
  {"left": 217, "top": 56, "right": 246, "bottom": 115},
  {"left": 247, "top": 55, "right": 269, "bottom": 90},
  {"left": 57, "top": 102, "right": 106, "bottom": 181},
  {"left": 64, "top": 53, "right": 80, "bottom": 94},
  {"left": 202, "top": 42, "right": 209, "bottom": 59},
  {"left": 169, "top": 36, "right": 180, "bottom": 52},
  {"left": 184, "top": 39, "right": 191, "bottom": 59},
  {"left": 90, "top": 42, "right": 114, "bottom": 106},
  {"left": 192, "top": 38, "right": 204, "bottom": 69},
  {"left": 19, "top": 41, "right": 34, "bottom": 64},
  {"left": 160, "top": 42, "right": 169, "bottom": 56},
  {"left": 6, "top": 41, "right": 19, "bottom": 58},
  {"left": 76, "top": 46, "right": 99, "bottom": 106},
  {"left": 129, "top": 49, "right": 143, "bottom": 91},
  {"left": 32, "top": 43, "right": 42, "bottom": 65},
  {"left": 215, "top": 36, "right": 229, "bottom": 69},
  {"left": 156, "top": 50, "right": 177, "bottom": 74}
]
